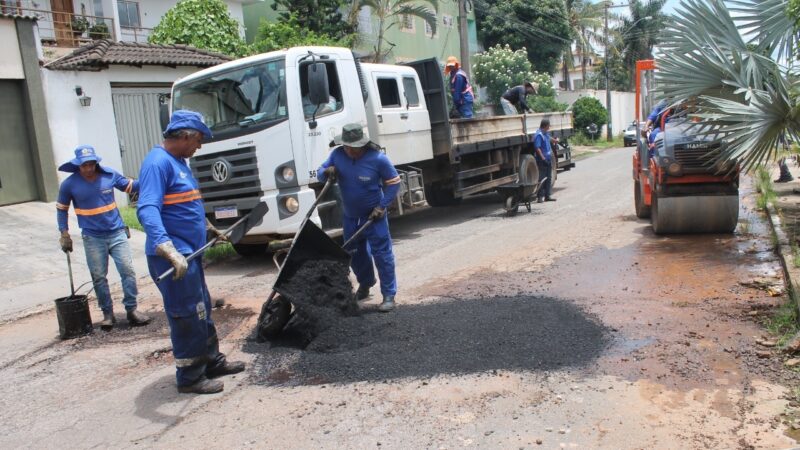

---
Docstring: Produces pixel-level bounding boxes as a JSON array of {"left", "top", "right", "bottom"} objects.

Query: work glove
[
  {"left": 206, "top": 218, "right": 228, "bottom": 243},
  {"left": 59, "top": 233, "right": 73, "bottom": 253},
  {"left": 155, "top": 241, "right": 188, "bottom": 281},
  {"left": 323, "top": 166, "right": 337, "bottom": 182},
  {"left": 368, "top": 206, "right": 386, "bottom": 220}
]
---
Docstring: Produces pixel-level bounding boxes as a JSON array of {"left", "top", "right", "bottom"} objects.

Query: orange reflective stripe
[
  {"left": 56, "top": 202, "right": 70, "bottom": 211},
  {"left": 384, "top": 176, "right": 401, "bottom": 185},
  {"left": 74, "top": 202, "right": 117, "bottom": 216},
  {"left": 163, "top": 189, "right": 202, "bottom": 205}
]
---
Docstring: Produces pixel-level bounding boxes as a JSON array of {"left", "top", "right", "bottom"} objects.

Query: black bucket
[{"left": 54, "top": 295, "right": 93, "bottom": 339}]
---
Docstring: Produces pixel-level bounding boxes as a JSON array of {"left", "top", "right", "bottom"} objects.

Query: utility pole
[{"left": 458, "top": 0, "right": 470, "bottom": 76}]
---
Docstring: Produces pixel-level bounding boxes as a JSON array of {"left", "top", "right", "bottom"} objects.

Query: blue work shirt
[
  {"left": 648, "top": 102, "right": 666, "bottom": 123},
  {"left": 533, "top": 129, "right": 553, "bottom": 162},
  {"left": 137, "top": 146, "right": 206, "bottom": 256},
  {"left": 450, "top": 69, "right": 474, "bottom": 107},
  {"left": 56, "top": 166, "right": 138, "bottom": 237},
  {"left": 317, "top": 146, "right": 401, "bottom": 219}
]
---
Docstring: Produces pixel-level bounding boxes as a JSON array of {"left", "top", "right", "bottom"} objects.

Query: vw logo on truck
[{"left": 211, "top": 159, "right": 231, "bottom": 184}]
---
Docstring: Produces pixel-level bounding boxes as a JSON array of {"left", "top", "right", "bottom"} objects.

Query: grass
[
  {"left": 793, "top": 243, "right": 800, "bottom": 269},
  {"left": 764, "top": 290, "right": 800, "bottom": 347},
  {"left": 754, "top": 166, "right": 777, "bottom": 211},
  {"left": 570, "top": 133, "right": 625, "bottom": 149},
  {"left": 119, "top": 205, "right": 237, "bottom": 264}
]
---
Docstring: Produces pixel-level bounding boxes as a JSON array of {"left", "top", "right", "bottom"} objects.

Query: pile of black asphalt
[{"left": 245, "top": 295, "right": 610, "bottom": 385}]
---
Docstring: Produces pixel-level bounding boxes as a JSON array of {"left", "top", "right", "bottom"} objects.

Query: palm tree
[
  {"left": 359, "top": 0, "right": 438, "bottom": 62},
  {"left": 562, "top": 0, "right": 605, "bottom": 90},
  {"left": 657, "top": 0, "right": 800, "bottom": 169},
  {"left": 620, "top": 0, "right": 669, "bottom": 89}
]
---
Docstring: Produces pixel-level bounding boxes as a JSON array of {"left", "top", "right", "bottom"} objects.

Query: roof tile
[{"left": 45, "top": 40, "right": 232, "bottom": 71}]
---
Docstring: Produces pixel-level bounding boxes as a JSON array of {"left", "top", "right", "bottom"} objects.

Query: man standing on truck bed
[
  {"left": 317, "top": 123, "right": 402, "bottom": 312},
  {"left": 137, "top": 110, "right": 245, "bottom": 394},
  {"left": 501, "top": 82, "right": 538, "bottom": 115},
  {"left": 534, "top": 119, "right": 558, "bottom": 203},
  {"left": 444, "top": 56, "right": 474, "bottom": 119},
  {"left": 56, "top": 145, "right": 150, "bottom": 330}
]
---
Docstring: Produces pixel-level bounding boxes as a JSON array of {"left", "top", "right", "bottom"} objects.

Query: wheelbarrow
[
  {"left": 497, "top": 176, "right": 547, "bottom": 217},
  {"left": 256, "top": 179, "right": 373, "bottom": 339}
]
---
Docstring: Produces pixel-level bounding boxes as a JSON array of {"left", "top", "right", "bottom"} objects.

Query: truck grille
[
  {"left": 673, "top": 143, "right": 719, "bottom": 170},
  {"left": 190, "top": 146, "right": 262, "bottom": 202}
]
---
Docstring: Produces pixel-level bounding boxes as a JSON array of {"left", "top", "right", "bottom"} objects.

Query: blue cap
[
  {"left": 58, "top": 145, "right": 102, "bottom": 172},
  {"left": 163, "top": 110, "right": 213, "bottom": 140}
]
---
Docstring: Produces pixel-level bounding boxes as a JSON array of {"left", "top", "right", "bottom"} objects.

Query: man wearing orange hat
[{"left": 444, "top": 56, "right": 474, "bottom": 119}]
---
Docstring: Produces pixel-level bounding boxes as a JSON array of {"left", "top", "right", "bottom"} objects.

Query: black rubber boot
[
  {"left": 126, "top": 308, "right": 151, "bottom": 326},
  {"left": 206, "top": 361, "right": 246, "bottom": 379},
  {"left": 776, "top": 158, "right": 794, "bottom": 182},
  {"left": 177, "top": 377, "right": 224, "bottom": 394},
  {"left": 378, "top": 295, "right": 395, "bottom": 312},
  {"left": 356, "top": 285, "right": 371, "bottom": 301},
  {"left": 100, "top": 310, "right": 116, "bottom": 331}
]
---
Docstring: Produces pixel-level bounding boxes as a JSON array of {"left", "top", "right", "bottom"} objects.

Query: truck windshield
[{"left": 173, "top": 58, "right": 287, "bottom": 137}]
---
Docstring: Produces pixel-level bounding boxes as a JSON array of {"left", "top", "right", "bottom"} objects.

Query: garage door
[
  {"left": 0, "top": 80, "right": 37, "bottom": 206},
  {"left": 111, "top": 86, "right": 171, "bottom": 177}
]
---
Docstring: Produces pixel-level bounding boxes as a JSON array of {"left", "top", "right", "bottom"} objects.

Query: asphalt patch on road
[{"left": 244, "top": 295, "right": 610, "bottom": 385}]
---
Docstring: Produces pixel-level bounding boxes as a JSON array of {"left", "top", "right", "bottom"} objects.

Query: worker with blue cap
[
  {"left": 137, "top": 110, "right": 244, "bottom": 394},
  {"left": 317, "top": 123, "right": 401, "bottom": 312},
  {"left": 56, "top": 145, "right": 150, "bottom": 330}
]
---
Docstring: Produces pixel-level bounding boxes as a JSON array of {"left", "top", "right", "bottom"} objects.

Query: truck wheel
[
  {"left": 233, "top": 243, "right": 267, "bottom": 258},
  {"left": 257, "top": 294, "right": 292, "bottom": 339},
  {"left": 425, "top": 182, "right": 462, "bottom": 207},
  {"left": 634, "top": 179, "right": 651, "bottom": 218}
]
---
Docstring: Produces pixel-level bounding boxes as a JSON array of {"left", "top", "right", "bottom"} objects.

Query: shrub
[
  {"left": 88, "top": 23, "right": 110, "bottom": 40},
  {"left": 251, "top": 15, "right": 354, "bottom": 54},
  {"left": 572, "top": 96, "right": 608, "bottom": 135},
  {"left": 148, "top": 0, "right": 249, "bottom": 57}
]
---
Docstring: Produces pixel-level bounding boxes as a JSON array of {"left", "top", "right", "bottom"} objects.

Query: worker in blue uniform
[
  {"left": 317, "top": 123, "right": 402, "bottom": 312},
  {"left": 137, "top": 110, "right": 244, "bottom": 394},
  {"left": 533, "top": 119, "right": 559, "bottom": 203},
  {"left": 57, "top": 145, "right": 150, "bottom": 330},
  {"left": 444, "top": 56, "right": 474, "bottom": 119}
]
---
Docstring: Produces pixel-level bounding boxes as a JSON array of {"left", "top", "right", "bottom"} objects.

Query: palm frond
[
  {"left": 728, "top": 0, "right": 799, "bottom": 62},
  {"left": 395, "top": 4, "right": 437, "bottom": 35}
]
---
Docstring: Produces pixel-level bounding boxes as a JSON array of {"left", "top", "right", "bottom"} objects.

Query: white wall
[
  {"left": 557, "top": 89, "right": 636, "bottom": 137},
  {"left": 41, "top": 65, "right": 200, "bottom": 206},
  {"left": 0, "top": 19, "right": 24, "bottom": 79}
]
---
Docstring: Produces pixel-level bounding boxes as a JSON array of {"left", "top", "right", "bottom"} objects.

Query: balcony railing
[
  {"left": 120, "top": 26, "right": 153, "bottom": 44},
  {"left": 1, "top": 5, "right": 116, "bottom": 48}
]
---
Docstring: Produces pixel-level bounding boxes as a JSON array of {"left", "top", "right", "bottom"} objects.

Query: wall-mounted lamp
[{"left": 75, "top": 85, "right": 91, "bottom": 107}]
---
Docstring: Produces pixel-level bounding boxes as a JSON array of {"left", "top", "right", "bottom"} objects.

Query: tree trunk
[
  {"left": 562, "top": 58, "right": 571, "bottom": 91},
  {"left": 374, "top": 16, "right": 385, "bottom": 63}
]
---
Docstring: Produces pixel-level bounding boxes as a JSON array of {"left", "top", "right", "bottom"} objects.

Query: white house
[
  {"left": 552, "top": 51, "right": 600, "bottom": 91},
  {"left": 42, "top": 39, "right": 231, "bottom": 205}
]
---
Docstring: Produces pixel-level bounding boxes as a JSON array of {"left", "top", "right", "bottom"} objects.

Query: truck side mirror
[
  {"left": 158, "top": 94, "right": 171, "bottom": 132},
  {"left": 308, "top": 63, "right": 330, "bottom": 106}
]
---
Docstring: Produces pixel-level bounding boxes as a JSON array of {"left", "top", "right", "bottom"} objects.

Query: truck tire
[
  {"left": 634, "top": 179, "right": 651, "bottom": 218},
  {"left": 233, "top": 243, "right": 267, "bottom": 258},
  {"left": 518, "top": 154, "right": 540, "bottom": 186},
  {"left": 425, "top": 182, "right": 462, "bottom": 207}
]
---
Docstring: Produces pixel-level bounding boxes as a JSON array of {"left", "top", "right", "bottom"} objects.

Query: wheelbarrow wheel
[
  {"left": 257, "top": 294, "right": 292, "bottom": 339},
  {"left": 504, "top": 195, "right": 519, "bottom": 217}
]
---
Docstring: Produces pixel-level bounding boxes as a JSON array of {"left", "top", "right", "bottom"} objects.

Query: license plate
[{"left": 214, "top": 205, "right": 238, "bottom": 220}]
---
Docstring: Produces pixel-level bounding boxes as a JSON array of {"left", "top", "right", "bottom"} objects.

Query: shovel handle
[
  {"left": 66, "top": 252, "right": 75, "bottom": 297},
  {"left": 342, "top": 218, "right": 374, "bottom": 249}
]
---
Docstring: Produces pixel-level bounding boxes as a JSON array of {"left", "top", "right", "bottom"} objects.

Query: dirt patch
[{"left": 245, "top": 295, "right": 610, "bottom": 385}]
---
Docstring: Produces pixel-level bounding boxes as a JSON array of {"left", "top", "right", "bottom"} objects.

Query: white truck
[{"left": 167, "top": 46, "right": 574, "bottom": 256}]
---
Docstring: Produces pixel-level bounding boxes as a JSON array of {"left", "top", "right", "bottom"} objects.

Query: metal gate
[
  {"left": 111, "top": 86, "right": 171, "bottom": 177},
  {"left": 0, "top": 80, "right": 38, "bottom": 206}
]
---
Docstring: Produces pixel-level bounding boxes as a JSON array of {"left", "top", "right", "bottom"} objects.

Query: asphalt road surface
[{"left": 0, "top": 147, "right": 797, "bottom": 449}]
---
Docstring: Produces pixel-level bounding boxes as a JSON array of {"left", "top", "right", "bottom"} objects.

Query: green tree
[
  {"left": 270, "top": 0, "right": 355, "bottom": 41},
  {"left": 475, "top": 0, "right": 571, "bottom": 74},
  {"left": 572, "top": 96, "right": 608, "bottom": 135},
  {"left": 252, "top": 15, "right": 355, "bottom": 53},
  {"left": 586, "top": 37, "right": 631, "bottom": 91},
  {"left": 657, "top": 0, "right": 800, "bottom": 169},
  {"left": 620, "top": 0, "right": 669, "bottom": 89},
  {"left": 361, "top": 0, "right": 438, "bottom": 62},
  {"left": 148, "top": 0, "right": 248, "bottom": 57},
  {"left": 562, "top": 0, "right": 605, "bottom": 90}
]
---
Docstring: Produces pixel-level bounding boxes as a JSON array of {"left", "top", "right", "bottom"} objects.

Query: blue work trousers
[
  {"left": 343, "top": 215, "right": 397, "bottom": 296},
  {"left": 537, "top": 159, "right": 553, "bottom": 200},
  {"left": 458, "top": 102, "right": 474, "bottom": 119},
  {"left": 82, "top": 229, "right": 138, "bottom": 313},
  {"left": 147, "top": 255, "right": 226, "bottom": 387}
]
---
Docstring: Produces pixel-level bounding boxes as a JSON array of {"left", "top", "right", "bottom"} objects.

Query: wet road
[{"left": 0, "top": 147, "right": 796, "bottom": 449}]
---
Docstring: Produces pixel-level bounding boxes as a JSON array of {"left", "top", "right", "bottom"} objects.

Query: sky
[{"left": 591, "top": 0, "right": 680, "bottom": 16}]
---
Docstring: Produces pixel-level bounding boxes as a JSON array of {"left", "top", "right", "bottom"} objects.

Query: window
[
  {"left": 402, "top": 77, "right": 419, "bottom": 107},
  {"left": 377, "top": 78, "right": 401, "bottom": 108},
  {"left": 299, "top": 61, "right": 344, "bottom": 119},
  {"left": 442, "top": 15, "right": 454, "bottom": 28},
  {"left": 424, "top": 18, "right": 436, "bottom": 37},
  {"left": 400, "top": 14, "right": 414, "bottom": 31},
  {"left": 117, "top": 1, "right": 140, "bottom": 28}
]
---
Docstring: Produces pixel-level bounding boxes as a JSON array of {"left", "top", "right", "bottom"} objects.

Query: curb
[{"left": 766, "top": 200, "right": 800, "bottom": 314}]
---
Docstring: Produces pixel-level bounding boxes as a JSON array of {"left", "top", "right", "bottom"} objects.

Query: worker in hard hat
[{"left": 444, "top": 56, "right": 474, "bottom": 119}]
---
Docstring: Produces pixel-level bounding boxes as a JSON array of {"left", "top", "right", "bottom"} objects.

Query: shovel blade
[
  {"left": 274, "top": 220, "right": 350, "bottom": 291},
  {"left": 228, "top": 202, "right": 268, "bottom": 244}
]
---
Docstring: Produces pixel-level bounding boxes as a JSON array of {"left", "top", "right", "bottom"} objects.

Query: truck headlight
[
  {"left": 283, "top": 196, "right": 299, "bottom": 213},
  {"left": 281, "top": 166, "right": 295, "bottom": 183},
  {"left": 668, "top": 162, "right": 682, "bottom": 175}
]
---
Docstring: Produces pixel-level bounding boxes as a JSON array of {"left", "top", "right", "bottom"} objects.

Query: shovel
[{"left": 155, "top": 202, "right": 268, "bottom": 283}]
